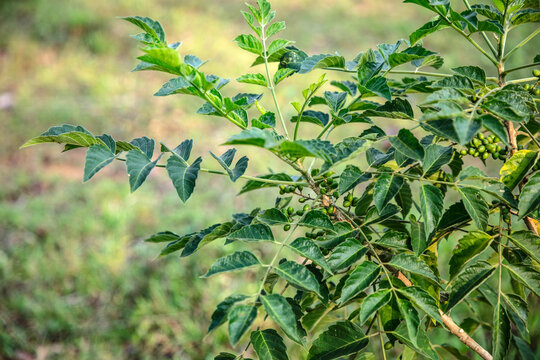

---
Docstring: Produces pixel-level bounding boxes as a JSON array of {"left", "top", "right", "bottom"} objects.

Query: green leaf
[
  {"left": 340, "top": 261, "right": 380, "bottom": 305},
  {"left": 389, "top": 129, "right": 425, "bottom": 161},
  {"left": 389, "top": 253, "right": 438, "bottom": 285},
  {"left": 358, "top": 76, "right": 391, "bottom": 100},
  {"left": 358, "top": 289, "right": 392, "bottom": 323},
  {"left": 290, "top": 237, "right": 333, "bottom": 275},
  {"left": 419, "top": 183, "right": 444, "bottom": 238},
  {"left": 374, "top": 231, "right": 409, "bottom": 250},
  {"left": 268, "top": 39, "right": 293, "bottom": 56},
  {"left": 203, "top": 251, "right": 260, "bottom": 278},
  {"left": 239, "top": 173, "right": 293, "bottom": 194},
  {"left": 398, "top": 286, "right": 443, "bottom": 325},
  {"left": 234, "top": 34, "right": 263, "bottom": 55},
  {"left": 291, "top": 110, "right": 330, "bottom": 127},
  {"left": 338, "top": 165, "right": 370, "bottom": 194},
  {"left": 227, "top": 224, "right": 274, "bottom": 242},
  {"left": 279, "top": 139, "right": 336, "bottom": 162},
  {"left": 210, "top": 149, "right": 249, "bottom": 182},
  {"left": 257, "top": 208, "right": 289, "bottom": 225},
  {"left": 506, "top": 230, "right": 540, "bottom": 264},
  {"left": 166, "top": 155, "right": 202, "bottom": 202},
  {"left": 266, "top": 21, "right": 286, "bottom": 38},
  {"left": 83, "top": 145, "right": 116, "bottom": 182},
  {"left": 422, "top": 144, "right": 453, "bottom": 176},
  {"left": 505, "top": 264, "right": 540, "bottom": 296},
  {"left": 130, "top": 136, "right": 155, "bottom": 159},
  {"left": 447, "top": 261, "right": 495, "bottom": 310},
  {"left": 492, "top": 305, "right": 510, "bottom": 360},
  {"left": 22, "top": 124, "right": 103, "bottom": 148},
  {"left": 261, "top": 294, "right": 303, "bottom": 344},
  {"left": 512, "top": 9, "right": 540, "bottom": 25},
  {"left": 154, "top": 76, "right": 199, "bottom": 96},
  {"left": 125, "top": 150, "right": 162, "bottom": 192},
  {"left": 449, "top": 231, "right": 492, "bottom": 279},
  {"left": 273, "top": 68, "right": 295, "bottom": 86},
  {"left": 228, "top": 304, "right": 257, "bottom": 345},
  {"left": 396, "top": 296, "right": 419, "bottom": 346},
  {"left": 274, "top": 261, "right": 322, "bottom": 298},
  {"left": 452, "top": 66, "right": 486, "bottom": 84},
  {"left": 307, "top": 321, "right": 368, "bottom": 360},
  {"left": 251, "top": 329, "right": 289, "bottom": 360},
  {"left": 409, "top": 18, "right": 448, "bottom": 45},
  {"left": 225, "top": 128, "right": 282, "bottom": 148},
  {"left": 433, "top": 75, "right": 474, "bottom": 90},
  {"left": 208, "top": 294, "right": 249, "bottom": 332},
  {"left": 499, "top": 150, "right": 538, "bottom": 190},
  {"left": 514, "top": 337, "right": 535, "bottom": 360},
  {"left": 519, "top": 172, "right": 540, "bottom": 218},
  {"left": 298, "top": 209, "right": 335, "bottom": 232},
  {"left": 481, "top": 114, "right": 509, "bottom": 146},
  {"left": 299, "top": 54, "right": 346, "bottom": 74},
  {"left": 237, "top": 73, "right": 268, "bottom": 86},
  {"left": 327, "top": 238, "right": 367, "bottom": 272},
  {"left": 122, "top": 16, "right": 165, "bottom": 44},
  {"left": 453, "top": 115, "right": 482, "bottom": 145},
  {"left": 373, "top": 173, "right": 405, "bottom": 212},
  {"left": 145, "top": 231, "right": 179, "bottom": 243},
  {"left": 456, "top": 187, "right": 489, "bottom": 231}
]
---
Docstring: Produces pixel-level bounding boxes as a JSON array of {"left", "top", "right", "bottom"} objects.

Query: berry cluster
[
  {"left": 525, "top": 69, "right": 540, "bottom": 95},
  {"left": 459, "top": 132, "right": 506, "bottom": 160}
]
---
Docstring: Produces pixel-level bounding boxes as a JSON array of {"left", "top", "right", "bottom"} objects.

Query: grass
[{"left": 1, "top": 0, "right": 538, "bottom": 358}]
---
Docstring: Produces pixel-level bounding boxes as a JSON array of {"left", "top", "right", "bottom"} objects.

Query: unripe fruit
[
  {"left": 287, "top": 206, "right": 294, "bottom": 215},
  {"left": 283, "top": 224, "right": 291, "bottom": 231},
  {"left": 478, "top": 133, "right": 484, "bottom": 140},
  {"left": 332, "top": 191, "right": 340, "bottom": 198},
  {"left": 473, "top": 138, "right": 481, "bottom": 147},
  {"left": 474, "top": 151, "right": 480, "bottom": 157},
  {"left": 346, "top": 192, "right": 353, "bottom": 202},
  {"left": 460, "top": 149, "right": 467, "bottom": 156},
  {"left": 323, "top": 171, "right": 334, "bottom": 178},
  {"left": 296, "top": 210, "right": 304, "bottom": 216},
  {"left": 384, "top": 342, "right": 393, "bottom": 350},
  {"left": 478, "top": 145, "right": 486, "bottom": 153},
  {"left": 524, "top": 84, "right": 531, "bottom": 91},
  {"left": 299, "top": 197, "right": 307, "bottom": 203},
  {"left": 320, "top": 188, "right": 327, "bottom": 194},
  {"left": 533, "top": 69, "right": 540, "bottom": 77},
  {"left": 534, "top": 89, "right": 540, "bottom": 96},
  {"left": 492, "top": 152, "right": 499, "bottom": 159},
  {"left": 344, "top": 201, "right": 351, "bottom": 207},
  {"left": 311, "top": 168, "right": 320, "bottom": 177},
  {"left": 469, "top": 148, "right": 475, "bottom": 155},
  {"left": 303, "top": 205, "right": 310, "bottom": 212},
  {"left": 482, "top": 152, "right": 489, "bottom": 160},
  {"left": 327, "top": 206, "right": 335, "bottom": 215}
]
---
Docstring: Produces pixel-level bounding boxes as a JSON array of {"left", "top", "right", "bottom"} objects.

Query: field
[{"left": 1, "top": 0, "right": 538, "bottom": 358}]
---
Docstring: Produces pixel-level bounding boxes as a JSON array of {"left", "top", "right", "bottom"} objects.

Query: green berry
[
  {"left": 474, "top": 151, "right": 480, "bottom": 157},
  {"left": 326, "top": 178, "right": 334, "bottom": 185},
  {"left": 317, "top": 231, "right": 325, "bottom": 237},
  {"left": 478, "top": 145, "right": 486, "bottom": 153},
  {"left": 287, "top": 207, "right": 294, "bottom": 215},
  {"left": 384, "top": 342, "right": 393, "bottom": 350},
  {"left": 327, "top": 206, "right": 335, "bottom": 215},
  {"left": 524, "top": 84, "right": 531, "bottom": 91},
  {"left": 311, "top": 168, "right": 320, "bottom": 177},
  {"left": 332, "top": 191, "right": 340, "bottom": 198},
  {"left": 533, "top": 69, "right": 540, "bottom": 77},
  {"left": 323, "top": 171, "right": 334, "bottom": 178},
  {"left": 287, "top": 186, "right": 296, "bottom": 193},
  {"left": 296, "top": 210, "right": 304, "bottom": 216},
  {"left": 321, "top": 208, "right": 328, "bottom": 214},
  {"left": 299, "top": 197, "right": 307, "bottom": 203},
  {"left": 343, "top": 201, "right": 351, "bottom": 207},
  {"left": 460, "top": 149, "right": 468, "bottom": 156},
  {"left": 320, "top": 188, "right": 327, "bottom": 194},
  {"left": 346, "top": 192, "right": 354, "bottom": 202},
  {"left": 473, "top": 138, "right": 481, "bottom": 147},
  {"left": 283, "top": 224, "right": 291, "bottom": 231},
  {"left": 469, "top": 148, "right": 475, "bottom": 155},
  {"left": 534, "top": 89, "right": 540, "bottom": 96},
  {"left": 482, "top": 152, "right": 489, "bottom": 160},
  {"left": 493, "top": 136, "right": 500, "bottom": 143},
  {"left": 482, "top": 139, "right": 489, "bottom": 145},
  {"left": 477, "top": 133, "right": 484, "bottom": 140},
  {"left": 303, "top": 205, "right": 310, "bottom": 212},
  {"left": 492, "top": 152, "right": 499, "bottom": 159}
]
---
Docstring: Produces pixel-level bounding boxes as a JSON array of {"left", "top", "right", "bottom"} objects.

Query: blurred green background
[{"left": 0, "top": 0, "right": 538, "bottom": 359}]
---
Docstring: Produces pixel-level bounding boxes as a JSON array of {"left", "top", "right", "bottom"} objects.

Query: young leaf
[
  {"left": 126, "top": 150, "right": 162, "bottom": 192},
  {"left": 419, "top": 183, "right": 444, "bottom": 237},
  {"left": 290, "top": 237, "right": 333, "bottom": 275},
  {"left": 234, "top": 34, "right": 263, "bottom": 55},
  {"left": 358, "top": 289, "right": 392, "bottom": 323},
  {"left": 228, "top": 304, "right": 257, "bottom": 345},
  {"left": 389, "top": 253, "right": 438, "bottom": 285},
  {"left": 274, "top": 261, "right": 322, "bottom": 298},
  {"left": 307, "top": 321, "right": 368, "bottom": 360},
  {"left": 327, "top": 238, "right": 367, "bottom": 272},
  {"left": 208, "top": 294, "right": 249, "bottom": 333},
  {"left": 518, "top": 172, "right": 540, "bottom": 218},
  {"left": 227, "top": 224, "right": 274, "bottom": 242},
  {"left": 340, "top": 261, "right": 380, "bottom": 305},
  {"left": 83, "top": 144, "right": 116, "bottom": 182},
  {"left": 251, "top": 329, "right": 289, "bottom": 360},
  {"left": 210, "top": 149, "right": 249, "bottom": 182},
  {"left": 447, "top": 261, "right": 495, "bottom": 310},
  {"left": 266, "top": 21, "right": 286, "bottom": 38},
  {"left": 203, "top": 251, "right": 261, "bottom": 277},
  {"left": 389, "top": 129, "right": 425, "bottom": 161},
  {"left": 456, "top": 187, "right": 489, "bottom": 230},
  {"left": 261, "top": 294, "right": 303, "bottom": 344},
  {"left": 373, "top": 173, "right": 404, "bottom": 212},
  {"left": 237, "top": 73, "right": 268, "bottom": 86},
  {"left": 449, "top": 231, "right": 492, "bottom": 279},
  {"left": 166, "top": 155, "right": 202, "bottom": 202},
  {"left": 499, "top": 150, "right": 539, "bottom": 191}
]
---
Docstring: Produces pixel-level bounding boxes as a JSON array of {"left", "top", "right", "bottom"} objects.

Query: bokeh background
[{"left": 1, "top": 0, "right": 538, "bottom": 359}]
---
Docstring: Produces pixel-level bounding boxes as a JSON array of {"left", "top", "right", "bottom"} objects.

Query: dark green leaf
[
  {"left": 307, "top": 321, "right": 368, "bottom": 360},
  {"left": 228, "top": 304, "right": 257, "bottom": 345},
  {"left": 210, "top": 149, "right": 249, "bottom": 182},
  {"left": 239, "top": 173, "right": 293, "bottom": 194},
  {"left": 234, "top": 34, "right": 263, "bottom": 55},
  {"left": 374, "top": 231, "right": 409, "bottom": 250},
  {"left": 505, "top": 264, "right": 540, "bottom": 296},
  {"left": 396, "top": 296, "right": 419, "bottom": 346},
  {"left": 398, "top": 286, "right": 443, "bottom": 325},
  {"left": 261, "top": 294, "right": 303, "bottom": 344},
  {"left": 327, "top": 238, "right": 367, "bottom": 271},
  {"left": 275, "top": 261, "right": 322, "bottom": 299},
  {"left": 447, "top": 261, "right": 495, "bottom": 310},
  {"left": 257, "top": 208, "right": 289, "bottom": 225},
  {"left": 389, "top": 253, "right": 438, "bottom": 285},
  {"left": 449, "top": 231, "right": 492, "bottom": 279},
  {"left": 492, "top": 305, "right": 510, "bottom": 360},
  {"left": 358, "top": 289, "right": 392, "bottom": 323},
  {"left": 279, "top": 139, "right": 336, "bottom": 162},
  {"left": 145, "top": 231, "right": 179, "bottom": 243},
  {"left": 456, "top": 187, "right": 489, "bottom": 230},
  {"left": 126, "top": 150, "right": 162, "bottom": 192},
  {"left": 83, "top": 145, "right": 116, "bottom": 182},
  {"left": 422, "top": 144, "right": 453, "bottom": 176},
  {"left": 237, "top": 73, "right": 268, "bottom": 86},
  {"left": 299, "top": 209, "right": 335, "bottom": 232},
  {"left": 208, "top": 294, "right": 249, "bottom": 332},
  {"left": 166, "top": 155, "right": 202, "bottom": 202},
  {"left": 338, "top": 165, "right": 369, "bottom": 194},
  {"left": 290, "top": 237, "right": 333, "bottom": 275},
  {"left": 389, "top": 129, "right": 424, "bottom": 161},
  {"left": 373, "top": 173, "right": 405, "bottom": 212},
  {"left": 419, "top": 183, "right": 444, "bottom": 238},
  {"left": 203, "top": 251, "right": 260, "bottom": 277},
  {"left": 130, "top": 136, "right": 155, "bottom": 158},
  {"left": 291, "top": 110, "right": 330, "bottom": 127},
  {"left": 452, "top": 66, "right": 486, "bottom": 84},
  {"left": 519, "top": 172, "right": 540, "bottom": 218},
  {"left": 481, "top": 114, "right": 509, "bottom": 146},
  {"left": 225, "top": 128, "right": 282, "bottom": 148},
  {"left": 358, "top": 76, "right": 391, "bottom": 100},
  {"left": 251, "top": 329, "right": 289, "bottom": 360},
  {"left": 340, "top": 261, "right": 380, "bottom": 304},
  {"left": 299, "top": 54, "right": 346, "bottom": 74},
  {"left": 454, "top": 115, "right": 482, "bottom": 145},
  {"left": 227, "top": 224, "right": 274, "bottom": 242}
]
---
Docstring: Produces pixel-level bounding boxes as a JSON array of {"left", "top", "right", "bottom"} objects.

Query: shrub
[{"left": 22, "top": 0, "right": 540, "bottom": 358}]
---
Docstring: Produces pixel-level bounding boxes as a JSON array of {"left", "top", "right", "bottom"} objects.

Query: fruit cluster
[
  {"left": 525, "top": 69, "right": 540, "bottom": 95},
  {"left": 459, "top": 132, "right": 506, "bottom": 160}
]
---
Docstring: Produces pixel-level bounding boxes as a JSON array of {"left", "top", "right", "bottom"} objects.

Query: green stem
[
  {"left": 462, "top": 0, "right": 498, "bottom": 57},
  {"left": 503, "top": 28, "right": 540, "bottom": 61},
  {"left": 377, "top": 311, "right": 387, "bottom": 360},
  {"left": 261, "top": 23, "right": 289, "bottom": 138},
  {"left": 504, "top": 62, "right": 540, "bottom": 74}
]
